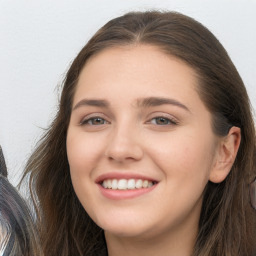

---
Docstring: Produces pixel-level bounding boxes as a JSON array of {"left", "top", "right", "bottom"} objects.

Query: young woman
[{"left": 21, "top": 11, "right": 256, "bottom": 255}]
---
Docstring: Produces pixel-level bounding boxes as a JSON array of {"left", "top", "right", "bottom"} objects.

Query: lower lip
[{"left": 97, "top": 184, "right": 157, "bottom": 200}]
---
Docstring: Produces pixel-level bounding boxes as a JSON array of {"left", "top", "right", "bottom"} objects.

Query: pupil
[
  {"left": 94, "top": 118, "right": 103, "bottom": 124},
  {"left": 157, "top": 117, "right": 168, "bottom": 125}
]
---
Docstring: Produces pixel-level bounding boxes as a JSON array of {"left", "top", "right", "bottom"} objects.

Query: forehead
[
  {"left": 74, "top": 45, "right": 208, "bottom": 118},
  {"left": 75, "top": 45, "right": 199, "bottom": 101}
]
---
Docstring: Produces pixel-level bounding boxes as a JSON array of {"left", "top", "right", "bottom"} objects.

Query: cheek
[
  {"left": 66, "top": 131, "right": 103, "bottom": 172},
  {"left": 147, "top": 130, "right": 215, "bottom": 183},
  {"left": 66, "top": 131, "right": 100, "bottom": 209}
]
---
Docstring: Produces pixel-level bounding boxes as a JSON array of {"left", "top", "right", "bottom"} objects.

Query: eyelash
[
  {"left": 148, "top": 116, "right": 178, "bottom": 126},
  {"left": 80, "top": 116, "right": 109, "bottom": 126},
  {"left": 80, "top": 116, "right": 178, "bottom": 126}
]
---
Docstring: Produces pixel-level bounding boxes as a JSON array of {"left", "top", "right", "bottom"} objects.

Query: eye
[
  {"left": 81, "top": 117, "right": 109, "bottom": 126},
  {"left": 150, "top": 117, "right": 177, "bottom": 125}
]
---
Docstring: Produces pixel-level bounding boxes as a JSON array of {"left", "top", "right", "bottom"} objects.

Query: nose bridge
[{"left": 105, "top": 117, "right": 143, "bottom": 162}]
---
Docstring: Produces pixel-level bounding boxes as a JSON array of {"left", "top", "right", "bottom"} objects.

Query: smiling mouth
[{"left": 100, "top": 179, "right": 157, "bottom": 190}]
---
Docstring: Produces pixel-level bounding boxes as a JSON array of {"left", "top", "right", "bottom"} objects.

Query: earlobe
[{"left": 209, "top": 126, "right": 241, "bottom": 183}]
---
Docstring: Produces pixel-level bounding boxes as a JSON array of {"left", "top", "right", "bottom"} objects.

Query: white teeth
[
  {"left": 101, "top": 178, "right": 155, "bottom": 190},
  {"left": 102, "top": 180, "right": 108, "bottom": 188},
  {"left": 143, "top": 180, "right": 149, "bottom": 188},
  {"left": 112, "top": 179, "right": 118, "bottom": 189},
  {"left": 117, "top": 179, "right": 127, "bottom": 190},
  {"left": 135, "top": 179, "right": 143, "bottom": 189},
  {"left": 127, "top": 179, "right": 136, "bottom": 189},
  {"left": 107, "top": 179, "right": 112, "bottom": 188}
]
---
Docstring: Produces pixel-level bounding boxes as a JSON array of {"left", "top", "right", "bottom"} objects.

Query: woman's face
[{"left": 67, "top": 45, "right": 220, "bottom": 240}]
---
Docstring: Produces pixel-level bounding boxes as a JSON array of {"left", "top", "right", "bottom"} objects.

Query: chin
[{"left": 94, "top": 213, "right": 152, "bottom": 238}]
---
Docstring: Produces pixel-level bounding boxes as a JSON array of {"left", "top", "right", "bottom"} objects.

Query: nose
[{"left": 105, "top": 124, "right": 144, "bottom": 163}]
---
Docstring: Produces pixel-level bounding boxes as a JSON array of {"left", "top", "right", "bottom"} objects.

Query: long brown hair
[{"left": 21, "top": 11, "right": 256, "bottom": 255}]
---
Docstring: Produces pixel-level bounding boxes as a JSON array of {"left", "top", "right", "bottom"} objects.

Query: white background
[{"left": 0, "top": 0, "right": 255, "bottom": 186}]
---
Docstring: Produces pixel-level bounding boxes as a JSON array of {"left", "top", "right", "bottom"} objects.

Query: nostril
[{"left": 104, "top": 145, "right": 144, "bottom": 163}]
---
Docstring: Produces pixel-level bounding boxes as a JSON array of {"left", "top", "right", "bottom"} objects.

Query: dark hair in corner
[
  {"left": 21, "top": 11, "right": 256, "bottom": 255},
  {"left": 0, "top": 146, "right": 43, "bottom": 256}
]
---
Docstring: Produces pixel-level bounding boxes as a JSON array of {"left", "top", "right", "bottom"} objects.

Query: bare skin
[{"left": 67, "top": 45, "right": 241, "bottom": 256}]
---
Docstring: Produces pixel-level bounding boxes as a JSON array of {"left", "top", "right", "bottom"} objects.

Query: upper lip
[{"left": 95, "top": 172, "right": 159, "bottom": 184}]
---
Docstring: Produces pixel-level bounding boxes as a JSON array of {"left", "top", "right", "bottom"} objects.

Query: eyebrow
[
  {"left": 137, "top": 97, "right": 190, "bottom": 112},
  {"left": 72, "top": 97, "right": 190, "bottom": 112},
  {"left": 73, "top": 99, "right": 110, "bottom": 110}
]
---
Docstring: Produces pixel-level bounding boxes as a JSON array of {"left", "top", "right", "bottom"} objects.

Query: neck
[{"left": 105, "top": 221, "right": 198, "bottom": 256}]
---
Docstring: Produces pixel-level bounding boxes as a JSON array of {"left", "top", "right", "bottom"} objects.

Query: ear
[{"left": 209, "top": 126, "right": 241, "bottom": 183}]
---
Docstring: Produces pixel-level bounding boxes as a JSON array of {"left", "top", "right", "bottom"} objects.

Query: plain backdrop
[{"left": 0, "top": 0, "right": 255, "bottom": 186}]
